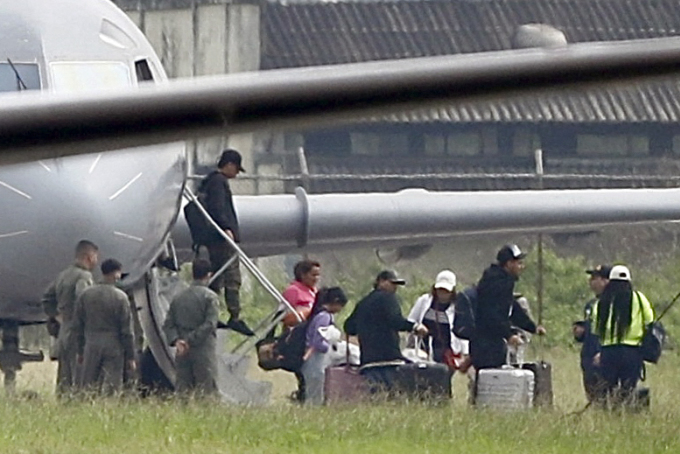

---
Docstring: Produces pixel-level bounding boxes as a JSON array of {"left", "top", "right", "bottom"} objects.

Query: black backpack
[
  {"left": 184, "top": 182, "right": 219, "bottom": 251},
  {"left": 256, "top": 319, "right": 311, "bottom": 373},
  {"left": 453, "top": 286, "right": 477, "bottom": 341},
  {"left": 275, "top": 320, "right": 310, "bottom": 373},
  {"left": 638, "top": 290, "right": 679, "bottom": 364},
  {"left": 184, "top": 200, "right": 209, "bottom": 249},
  {"left": 640, "top": 321, "right": 665, "bottom": 364}
]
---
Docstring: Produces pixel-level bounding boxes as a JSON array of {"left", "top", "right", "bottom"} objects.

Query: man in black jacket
[
  {"left": 471, "top": 244, "right": 545, "bottom": 369},
  {"left": 344, "top": 270, "right": 427, "bottom": 392},
  {"left": 199, "top": 149, "right": 252, "bottom": 334}
]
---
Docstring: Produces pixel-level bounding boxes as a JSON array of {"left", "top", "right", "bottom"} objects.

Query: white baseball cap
[
  {"left": 609, "top": 265, "right": 631, "bottom": 281},
  {"left": 434, "top": 270, "right": 457, "bottom": 292}
]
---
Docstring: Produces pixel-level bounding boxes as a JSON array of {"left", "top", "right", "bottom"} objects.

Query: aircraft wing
[
  {"left": 2, "top": 38, "right": 680, "bottom": 164},
  {"left": 169, "top": 187, "right": 680, "bottom": 257}
]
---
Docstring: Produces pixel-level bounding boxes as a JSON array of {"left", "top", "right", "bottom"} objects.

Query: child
[{"left": 300, "top": 287, "right": 348, "bottom": 405}]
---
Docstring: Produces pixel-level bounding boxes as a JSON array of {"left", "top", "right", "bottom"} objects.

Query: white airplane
[{"left": 3, "top": 0, "right": 680, "bottom": 399}]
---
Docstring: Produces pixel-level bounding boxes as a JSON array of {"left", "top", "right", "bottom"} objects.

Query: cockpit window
[
  {"left": 49, "top": 61, "right": 131, "bottom": 94},
  {"left": 135, "top": 59, "right": 154, "bottom": 83},
  {"left": 0, "top": 63, "right": 40, "bottom": 92}
]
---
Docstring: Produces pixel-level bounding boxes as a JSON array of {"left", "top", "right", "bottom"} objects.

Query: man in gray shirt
[
  {"left": 74, "top": 259, "right": 135, "bottom": 395},
  {"left": 42, "top": 240, "right": 99, "bottom": 397},
  {"left": 163, "top": 259, "right": 220, "bottom": 396}
]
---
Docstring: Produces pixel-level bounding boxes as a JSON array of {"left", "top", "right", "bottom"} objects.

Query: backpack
[
  {"left": 275, "top": 320, "right": 310, "bottom": 372},
  {"left": 453, "top": 286, "right": 477, "bottom": 340},
  {"left": 637, "top": 290, "right": 677, "bottom": 364},
  {"left": 256, "top": 319, "right": 311, "bottom": 373},
  {"left": 640, "top": 321, "right": 665, "bottom": 364},
  {"left": 184, "top": 177, "right": 220, "bottom": 250}
]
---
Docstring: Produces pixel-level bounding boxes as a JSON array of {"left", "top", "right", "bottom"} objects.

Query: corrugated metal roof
[
  {"left": 295, "top": 157, "right": 680, "bottom": 193},
  {"left": 261, "top": 0, "right": 680, "bottom": 123}
]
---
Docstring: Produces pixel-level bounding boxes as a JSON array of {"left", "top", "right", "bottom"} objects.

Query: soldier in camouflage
[
  {"left": 42, "top": 240, "right": 99, "bottom": 397},
  {"left": 74, "top": 259, "right": 135, "bottom": 395},
  {"left": 163, "top": 259, "right": 220, "bottom": 396}
]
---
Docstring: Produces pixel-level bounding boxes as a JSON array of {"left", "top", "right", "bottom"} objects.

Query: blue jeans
[{"left": 301, "top": 351, "right": 327, "bottom": 405}]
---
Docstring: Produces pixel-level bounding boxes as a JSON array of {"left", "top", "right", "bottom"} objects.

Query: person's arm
[
  {"left": 118, "top": 293, "right": 135, "bottom": 363},
  {"left": 638, "top": 292, "right": 655, "bottom": 325},
  {"left": 74, "top": 275, "right": 93, "bottom": 300},
  {"left": 384, "top": 293, "right": 415, "bottom": 332},
  {"left": 591, "top": 300, "right": 600, "bottom": 337},
  {"left": 74, "top": 293, "right": 86, "bottom": 357},
  {"left": 186, "top": 292, "right": 219, "bottom": 347},
  {"left": 306, "top": 312, "right": 331, "bottom": 354},
  {"left": 510, "top": 299, "right": 537, "bottom": 334},
  {"left": 42, "top": 280, "right": 58, "bottom": 318},
  {"left": 343, "top": 304, "right": 359, "bottom": 336},
  {"left": 162, "top": 303, "right": 179, "bottom": 347},
  {"left": 223, "top": 186, "right": 240, "bottom": 241}
]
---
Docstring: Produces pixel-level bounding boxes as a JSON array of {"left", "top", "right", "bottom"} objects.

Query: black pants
[
  {"left": 294, "top": 371, "right": 306, "bottom": 402},
  {"left": 206, "top": 241, "right": 242, "bottom": 318},
  {"left": 582, "top": 367, "right": 606, "bottom": 402},
  {"left": 470, "top": 335, "right": 506, "bottom": 370},
  {"left": 600, "top": 345, "right": 642, "bottom": 405}
]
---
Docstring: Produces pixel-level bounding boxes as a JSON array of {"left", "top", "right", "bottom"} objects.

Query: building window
[
  {"left": 447, "top": 132, "right": 481, "bottom": 156},
  {"left": 577, "top": 134, "right": 649, "bottom": 156},
  {"left": 350, "top": 133, "right": 408, "bottom": 155},
  {"left": 424, "top": 134, "right": 446, "bottom": 156},
  {"left": 513, "top": 129, "right": 541, "bottom": 156}
]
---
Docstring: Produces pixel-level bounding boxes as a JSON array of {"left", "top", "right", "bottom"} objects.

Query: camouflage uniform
[
  {"left": 74, "top": 283, "right": 134, "bottom": 395},
  {"left": 162, "top": 282, "right": 219, "bottom": 396},
  {"left": 122, "top": 290, "right": 144, "bottom": 388},
  {"left": 42, "top": 264, "right": 93, "bottom": 397}
]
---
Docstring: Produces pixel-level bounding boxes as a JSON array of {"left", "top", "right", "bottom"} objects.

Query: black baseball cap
[
  {"left": 217, "top": 148, "right": 246, "bottom": 172},
  {"left": 496, "top": 244, "right": 526, "bottom": 264},
  {"left": 376, "top": 270, "right": 406, "bottom": 285},
  {"left": 586, "top": 265, "right": 611, "bottom": 279}
]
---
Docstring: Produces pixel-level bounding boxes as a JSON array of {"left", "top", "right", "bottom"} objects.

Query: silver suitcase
[{"left": 476, "top": 368, "right": 534, "bottom": 410}]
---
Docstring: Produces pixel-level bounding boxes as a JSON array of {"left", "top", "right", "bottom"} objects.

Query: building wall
[{"left": 113, "top": 0, "right": 262, "bottom": 194}]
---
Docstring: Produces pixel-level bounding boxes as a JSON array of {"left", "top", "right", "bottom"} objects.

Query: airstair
[{"left": 135, "top": 186, "right": 302, "bottom": 405}]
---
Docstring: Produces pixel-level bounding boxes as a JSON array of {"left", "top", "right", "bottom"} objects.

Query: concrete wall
[{"left": 113, "top": 0, "right": 262, "bottom": 193}]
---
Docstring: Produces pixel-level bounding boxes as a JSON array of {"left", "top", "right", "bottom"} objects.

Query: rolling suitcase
[
  {"left": 476, "top": 367, "right": 534, "bottom": 410},
  {"left": 519, "top": 361, "right": 553, "bottom": 407},
  {"left": 324, "top": 335, "right": 368, "bottom": 405},
  {"left": 396, "top": 336, "right": 452, "bottom": 401},
  {"left": 324, "top": 364, "right": 368, "bottom": 404},
  {"left": 395, "top": 362, "right": 452, "bottom": 401}
]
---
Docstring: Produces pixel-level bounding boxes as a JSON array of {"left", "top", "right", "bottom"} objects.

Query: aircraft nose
[{"left": 0, "top": 145, "right": 185, "bottom": 289}]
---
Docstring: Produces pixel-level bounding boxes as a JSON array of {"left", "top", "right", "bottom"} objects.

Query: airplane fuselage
[{"left": 0, "top": 0, "right": 186, "bottom": 322}]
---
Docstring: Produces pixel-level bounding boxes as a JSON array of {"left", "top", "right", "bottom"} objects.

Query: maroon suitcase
[{"left": 324, "top": 365, "right": 368, "bottom": 404}]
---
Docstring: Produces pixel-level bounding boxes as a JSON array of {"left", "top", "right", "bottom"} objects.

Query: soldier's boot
[{"left": 225, "top": 289, "right": 254, "bottom": 336}]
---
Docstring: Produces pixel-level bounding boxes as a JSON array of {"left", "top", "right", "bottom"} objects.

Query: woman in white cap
[
  {"left": 592, "top": 265, "right": 654, "bottom": 407},
  {"left": 407, "top": 270, "right": 468, "bottom": 371}
]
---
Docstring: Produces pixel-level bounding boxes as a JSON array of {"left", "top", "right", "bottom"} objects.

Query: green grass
[{"left": 4, "top": 349, "right": 680, "bottom": 453}]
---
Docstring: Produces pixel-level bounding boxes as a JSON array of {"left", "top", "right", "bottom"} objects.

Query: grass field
[{"left": 2, "top": 348, "right": 678, "bottom": 454}]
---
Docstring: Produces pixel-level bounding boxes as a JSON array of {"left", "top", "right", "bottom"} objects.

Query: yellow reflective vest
[{"left": 592, "top": 291, "right": 654, "bottom": 347}]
